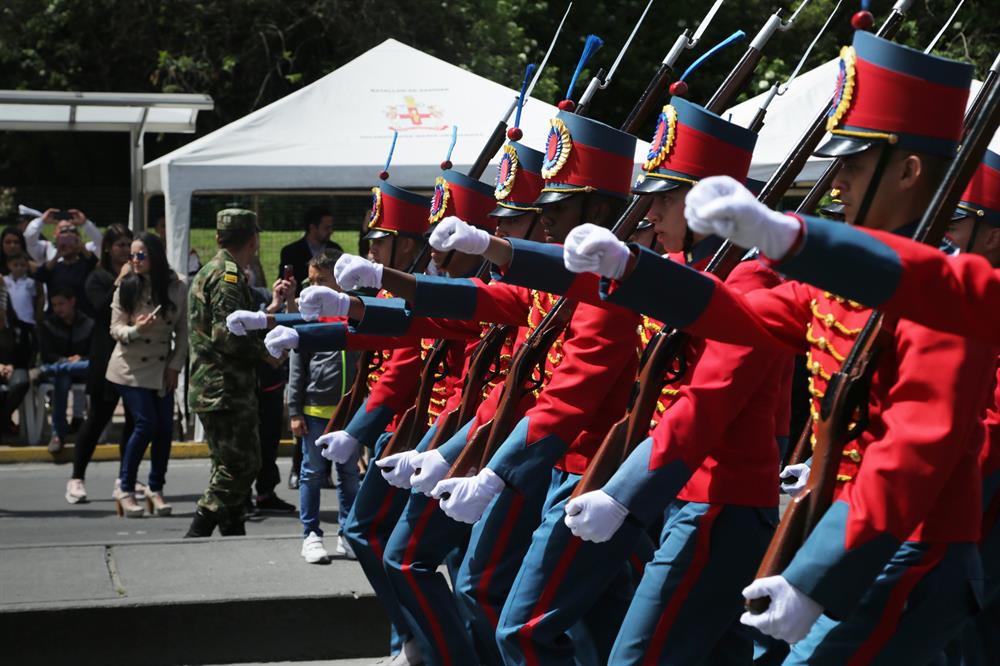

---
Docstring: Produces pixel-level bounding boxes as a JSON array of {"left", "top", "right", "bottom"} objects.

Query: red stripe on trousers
[
  {"left": 478, "top": 493, "right": 526, "bottom": 630},
  {"left": 641, "top": 504, "right": 724, "bottom": 666},
  {"left": 401, "top": 498, "right": 453, "bottom": 666},
  {"left": 630, "top": 553, "right": 646, "bottom": 579},
  {"left": 367, "top": 486, "right": 399, "bottom": 560},
  {"left": 518, "top": 537, "right": 584, "bottom": 666},
  {"left": 846, "top": 543, "right": 947, "bottom": 666}
]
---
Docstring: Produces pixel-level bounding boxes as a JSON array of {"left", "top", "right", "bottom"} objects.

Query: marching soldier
[
  {"left": 564, "top": 31, "right": 995, "bottom": 664},
  {"left": 186, "top": 208, "right": 272, "bottom": 538}
]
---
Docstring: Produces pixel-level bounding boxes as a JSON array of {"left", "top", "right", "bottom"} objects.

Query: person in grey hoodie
[{"left": 287, "top": 250, "right": 358, "bottom": 563}]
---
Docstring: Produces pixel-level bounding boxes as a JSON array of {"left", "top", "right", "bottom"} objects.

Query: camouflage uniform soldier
[{"left": 185, "top": 208, "right": 270, "bottom": 537}]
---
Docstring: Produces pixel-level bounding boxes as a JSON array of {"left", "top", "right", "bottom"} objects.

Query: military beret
[{"left": 216, "top": 208, "right": 259, "bottom": 232}]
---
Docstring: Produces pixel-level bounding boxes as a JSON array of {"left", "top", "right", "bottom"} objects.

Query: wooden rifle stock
[
  {"left": 323, "top": 350, "right": 376, "bottom": 435},
  {"left": 446, "top": 418, "right": 494, "bottom": 478},
  {"left": 749, "top": 63, "right": 1000, "bottom": 613},
  {"left": 378, "top": 340, "right": 451, "bottom": 460}
]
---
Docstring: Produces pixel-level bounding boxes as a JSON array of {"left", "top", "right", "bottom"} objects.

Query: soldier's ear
[
  {"left": 897, "top": 154, "right": 923, "bottom": 192},
  {"left": 983, "top": 225, "right": 1000, "bottom": 253}
]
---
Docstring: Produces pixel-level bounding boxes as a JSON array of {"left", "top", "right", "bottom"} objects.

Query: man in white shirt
[{"left": 25, "top": 209, "right": 102, "bottom": 264}]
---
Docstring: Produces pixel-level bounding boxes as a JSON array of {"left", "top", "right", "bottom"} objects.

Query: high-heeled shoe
[
  {"left": 113, "top": 488, "right": 145, "bottom": 518},
  {"left": 144, "top": 488, "right": 172, "bottom": 517}
]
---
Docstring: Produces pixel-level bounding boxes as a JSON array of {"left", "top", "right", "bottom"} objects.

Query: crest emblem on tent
[
  {"left": 386, "top": 95, "right": 448, "bottom": 132},
  {"left": 827, "top": 46, "right": 857, "bottom": 132},
  {"left": 642, "top": 105, "right": 678, "bottom": 172},
  {"left": 368, "top": 187, "right": 383, "bottom": 228},
  {"left": 429, "top": 176, "right": 451, "bottom": 224},
  {"left": 541, "top": 118, "right": 573, "bottom": 180},
  {"left": 495, "top": 144, "right": 521, "bottom": 200}
]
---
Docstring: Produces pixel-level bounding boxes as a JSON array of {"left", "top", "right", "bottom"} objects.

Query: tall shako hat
[
  {"left": 493, "top": 63, "right": 544, "bottom": 218},
  {"left": 816, "top": 30, "right": 973, "bottom": 158},
  {"left": 366, "top": 130, "right": 431, "bottom": 241},
  {"left": 428, "top": 126, "right": 498, "bottom": 233},
  {"left": 535, "top": 35, "right": 637, "bottom": 205},
  {"left": 634, "top": 97, "right": 757, "bottom": 194},
  {"left": 954, "top": 149, "right": 1000, "bottom": 226}
]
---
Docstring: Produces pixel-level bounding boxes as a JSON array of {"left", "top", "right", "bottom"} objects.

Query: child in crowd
[
  {"left": 287, "top": 250, "right": 358, "bottom": 563},
  {"left": 37, "top": 287, "right": 93, "bottom": 453}
]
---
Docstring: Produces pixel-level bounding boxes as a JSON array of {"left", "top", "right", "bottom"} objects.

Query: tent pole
[{"left": 130, "top": 109, "right": 149, "bottom": 231}]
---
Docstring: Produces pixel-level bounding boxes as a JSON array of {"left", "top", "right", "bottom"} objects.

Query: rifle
[
  {"left": 748, "top": 51, "right": 1000, "bottom": 615},
  {"left": 572, "top": 0, "right": 845, "bottom": 498}
]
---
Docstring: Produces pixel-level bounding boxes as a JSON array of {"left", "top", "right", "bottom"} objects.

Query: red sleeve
[{"left": 366, "top": 340, "right": 425, "bottom": 414}]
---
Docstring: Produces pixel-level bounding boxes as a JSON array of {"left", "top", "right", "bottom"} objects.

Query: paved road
[{"left": 0, "top": 457, "right": 341, "bottom": 546}]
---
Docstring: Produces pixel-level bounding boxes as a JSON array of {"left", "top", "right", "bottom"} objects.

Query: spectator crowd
[{"left": 3, "top": 202, "right": 355, "bottom": 555}]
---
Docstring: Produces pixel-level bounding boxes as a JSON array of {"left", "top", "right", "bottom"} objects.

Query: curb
[{"left": 0, "top": 439, "right": 298, "bottom": 465}]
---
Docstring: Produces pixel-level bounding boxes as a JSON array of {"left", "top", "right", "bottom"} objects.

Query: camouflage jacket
[{"left": 188, "top": 249, "right": 268, "bottom": 412}]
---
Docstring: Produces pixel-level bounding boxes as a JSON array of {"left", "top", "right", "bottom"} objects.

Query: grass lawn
[{"left": 189, "top": 229, "right": 359, "bottom": 284}]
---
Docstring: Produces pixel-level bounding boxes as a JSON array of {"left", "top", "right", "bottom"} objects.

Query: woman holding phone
[{"left": 107, "top": 232, "right": 187, "bottom": 517}]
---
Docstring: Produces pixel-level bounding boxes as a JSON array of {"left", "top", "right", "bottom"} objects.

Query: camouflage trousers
[{"left": 196, "top": 411, "right": 261, "bottom": 521}]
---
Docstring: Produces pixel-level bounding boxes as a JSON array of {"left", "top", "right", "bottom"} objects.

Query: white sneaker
[
  {"left": 65, "top": 479, "right": 87, "bottom": 504},
  {"left": 301, "top": 532, "right": 329, "bottom": 564},
  {"left": 389, "top": 639, "right": 423, "bottom": 666},
  {"left": 336, "top": 534, "right": 357, "bottom": 559}
]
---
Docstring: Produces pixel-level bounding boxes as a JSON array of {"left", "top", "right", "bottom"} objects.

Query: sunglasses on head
[{"left": 130, "top": 251, "right": 147, "bottom": 261}]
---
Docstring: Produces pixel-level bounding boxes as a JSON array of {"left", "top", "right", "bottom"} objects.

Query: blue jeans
[
  {"left": 41, "top": 360, "right": 90, "bottom": 437},
  {"left": 299, "top": 413, "right": 360, "bottom": 537},
  {"left": 116, "top": 384, "right": 174, "bottom": 493}
]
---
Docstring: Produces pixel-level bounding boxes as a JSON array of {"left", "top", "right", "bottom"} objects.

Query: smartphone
[
  {"left": 54, "top": 210, "right": 73, "bottom": 221},
  {"left": 150, "top": 304, "right": 163, "bottom": 317},
  {"left": 282, "top": 264, "right": 294, "bottom": 281}
]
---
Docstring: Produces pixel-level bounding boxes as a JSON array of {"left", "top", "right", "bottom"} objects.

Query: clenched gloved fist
[
  {"left": 335, "top": 254, "right": 383, "bottom": 291},
  {"left": 410, "top": 450, "right": 451, "bottom": 496},
  {"left": 429, "top": 216, "right": 491, "bottom": 255},
  {"left": 779, "top": 463, "right": 811, "bottom": 498},
  {"left": 375, "top": 450, "right": 420, "bottom": 490},
  {"left": 740, "top": 575, "right": 823, "bottom": 643},
  {"left": 685, "top": 176, "right": 802, "bottom": 259},
  {"left": 315, "top": 430, "right": 361, "bottom": 464},
  {"left": 564, "top": 490, "right": 629, "bottom": 542},
  {"left": 298, "top": 286, "right": 351, "bottom": 321},
  {"left": 562, "top": 223, "right": 631, "bottom": 279},
  {"left": 264, "top": 325, "right": 298, "bottom": 358},
  {"left": 431, "top": 468, "right": 505, "bottom": 524},
  {"left": 226, "top": 310, "right": 267, "bottom": 336}
]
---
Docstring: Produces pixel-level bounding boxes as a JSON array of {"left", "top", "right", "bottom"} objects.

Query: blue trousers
[
  {"left": 610, "top": 501, "right": 778, "bottom": 666},
  {"left": 42, "top": 360, "right": 89, "bottom": 437},
  {"left": 384, "top": 422, "right": 481, "bottom": 666},
  {"left": 496, "top": 470, "right": 656, "bottom": 666},
  {"left": 115, "top": 384, "right": 173, "bottom": 493},
  {"left": 786, "top": 541, "right": 982, "bottom": 665},
  {"left": 342, "top": 431, "right": 419, "bottom": 654},
  {"left": 299, "top": 414, "right": 360, "bottom": 537}
]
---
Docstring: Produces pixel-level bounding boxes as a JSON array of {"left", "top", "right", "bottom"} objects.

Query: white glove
[
  {"left": 431, "top": 467, "right": 505, "bottom": 524},
  {"left": 335, "top": 254, "right": 383, "bottom": 291},
  {"left": 298, "top": 286, "right": 351, "bottom": 321},
  {"left": 226, "top": 310, "right": 267, "bottom": 336},
  {"left": 315, "top": 430, "right": 361, "bottom": 464},
  {"left": 264, "top": 325, "right": 298, "bottom": 358},
  {"left": 780, "top": 463, "right": 811, "bottom": 498},
  {"left": 562, "top": 223, "right": 631, "bottom": 279},
  {"left": 375, "top": 450, "right": 420, "bottom": 489},
  {"left": 685, "top": 175, "right": 802, "bottom": 259},
  {"left": 429, "top": 216, "right": 491, "bottom": 255},
  {"left": 410, "top": 449, "right": 451, "bottom": 496},
  {"left": 564, "top": 490, "right": 629, "bottom": 542},
  {"left": 740, "top": 575, "right": 823, "bottom": 643}
]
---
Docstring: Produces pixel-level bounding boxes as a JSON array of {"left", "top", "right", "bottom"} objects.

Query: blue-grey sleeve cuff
[
  {"left": 600, "top": 245, "right": 715, "bottom": 327},
  {"left": 486, "top": 417, "right": 567, "bottom": 494},
  {"left": 296, "top": 323, "right": 347, "bottom": 353},
  {"left": 777, "top": 215, "right": 901, "bottom": 308},
  {"left": 502, "top": 238, "right": 576, "bottom": 295},
  {"left": 274, "top": 313, "right": 308, "bottom": 326},
  {"left": 783, "top": 500, "right": 901, "bottom": 619},
  {"left": 603, "top": 437, "right": 693, "bottom": 525},
  {"left": 411, "top": 274, "right": 480, "bottom": 320},
  {"left": 355, "top": 296, "right": 412, "bottom": 336},
  {"left": 433, "top": 419, "right": 476, "bottom": 464},
  {"left": 345, "top": 398, "right": 397, "bottom": 448}
]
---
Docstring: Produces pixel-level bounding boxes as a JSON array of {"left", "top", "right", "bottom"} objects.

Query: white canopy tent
[{"left": 144, "top": 38, "right": 649, "bottom": 271}]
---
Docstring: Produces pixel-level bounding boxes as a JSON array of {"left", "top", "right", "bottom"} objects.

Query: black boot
[
  {"left": 184, "top": 507, "right": 217, "bottom": 538},
  {"left": 218, "top": 517, "right": 247, "bottom": 536}
]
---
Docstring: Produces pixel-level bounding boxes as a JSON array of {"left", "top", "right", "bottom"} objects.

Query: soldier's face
[
  {"left": 497, "top": 213, "right": 544, "bottom": 242},
  {"left": 368, "top": 236, "right": 393, "bottom": 266},
  {"left": 539, "top": 195, "right": 584, "bottom": 243},
  {"left": 647, "top": 187, "right": 689, "bottom": 253}
]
